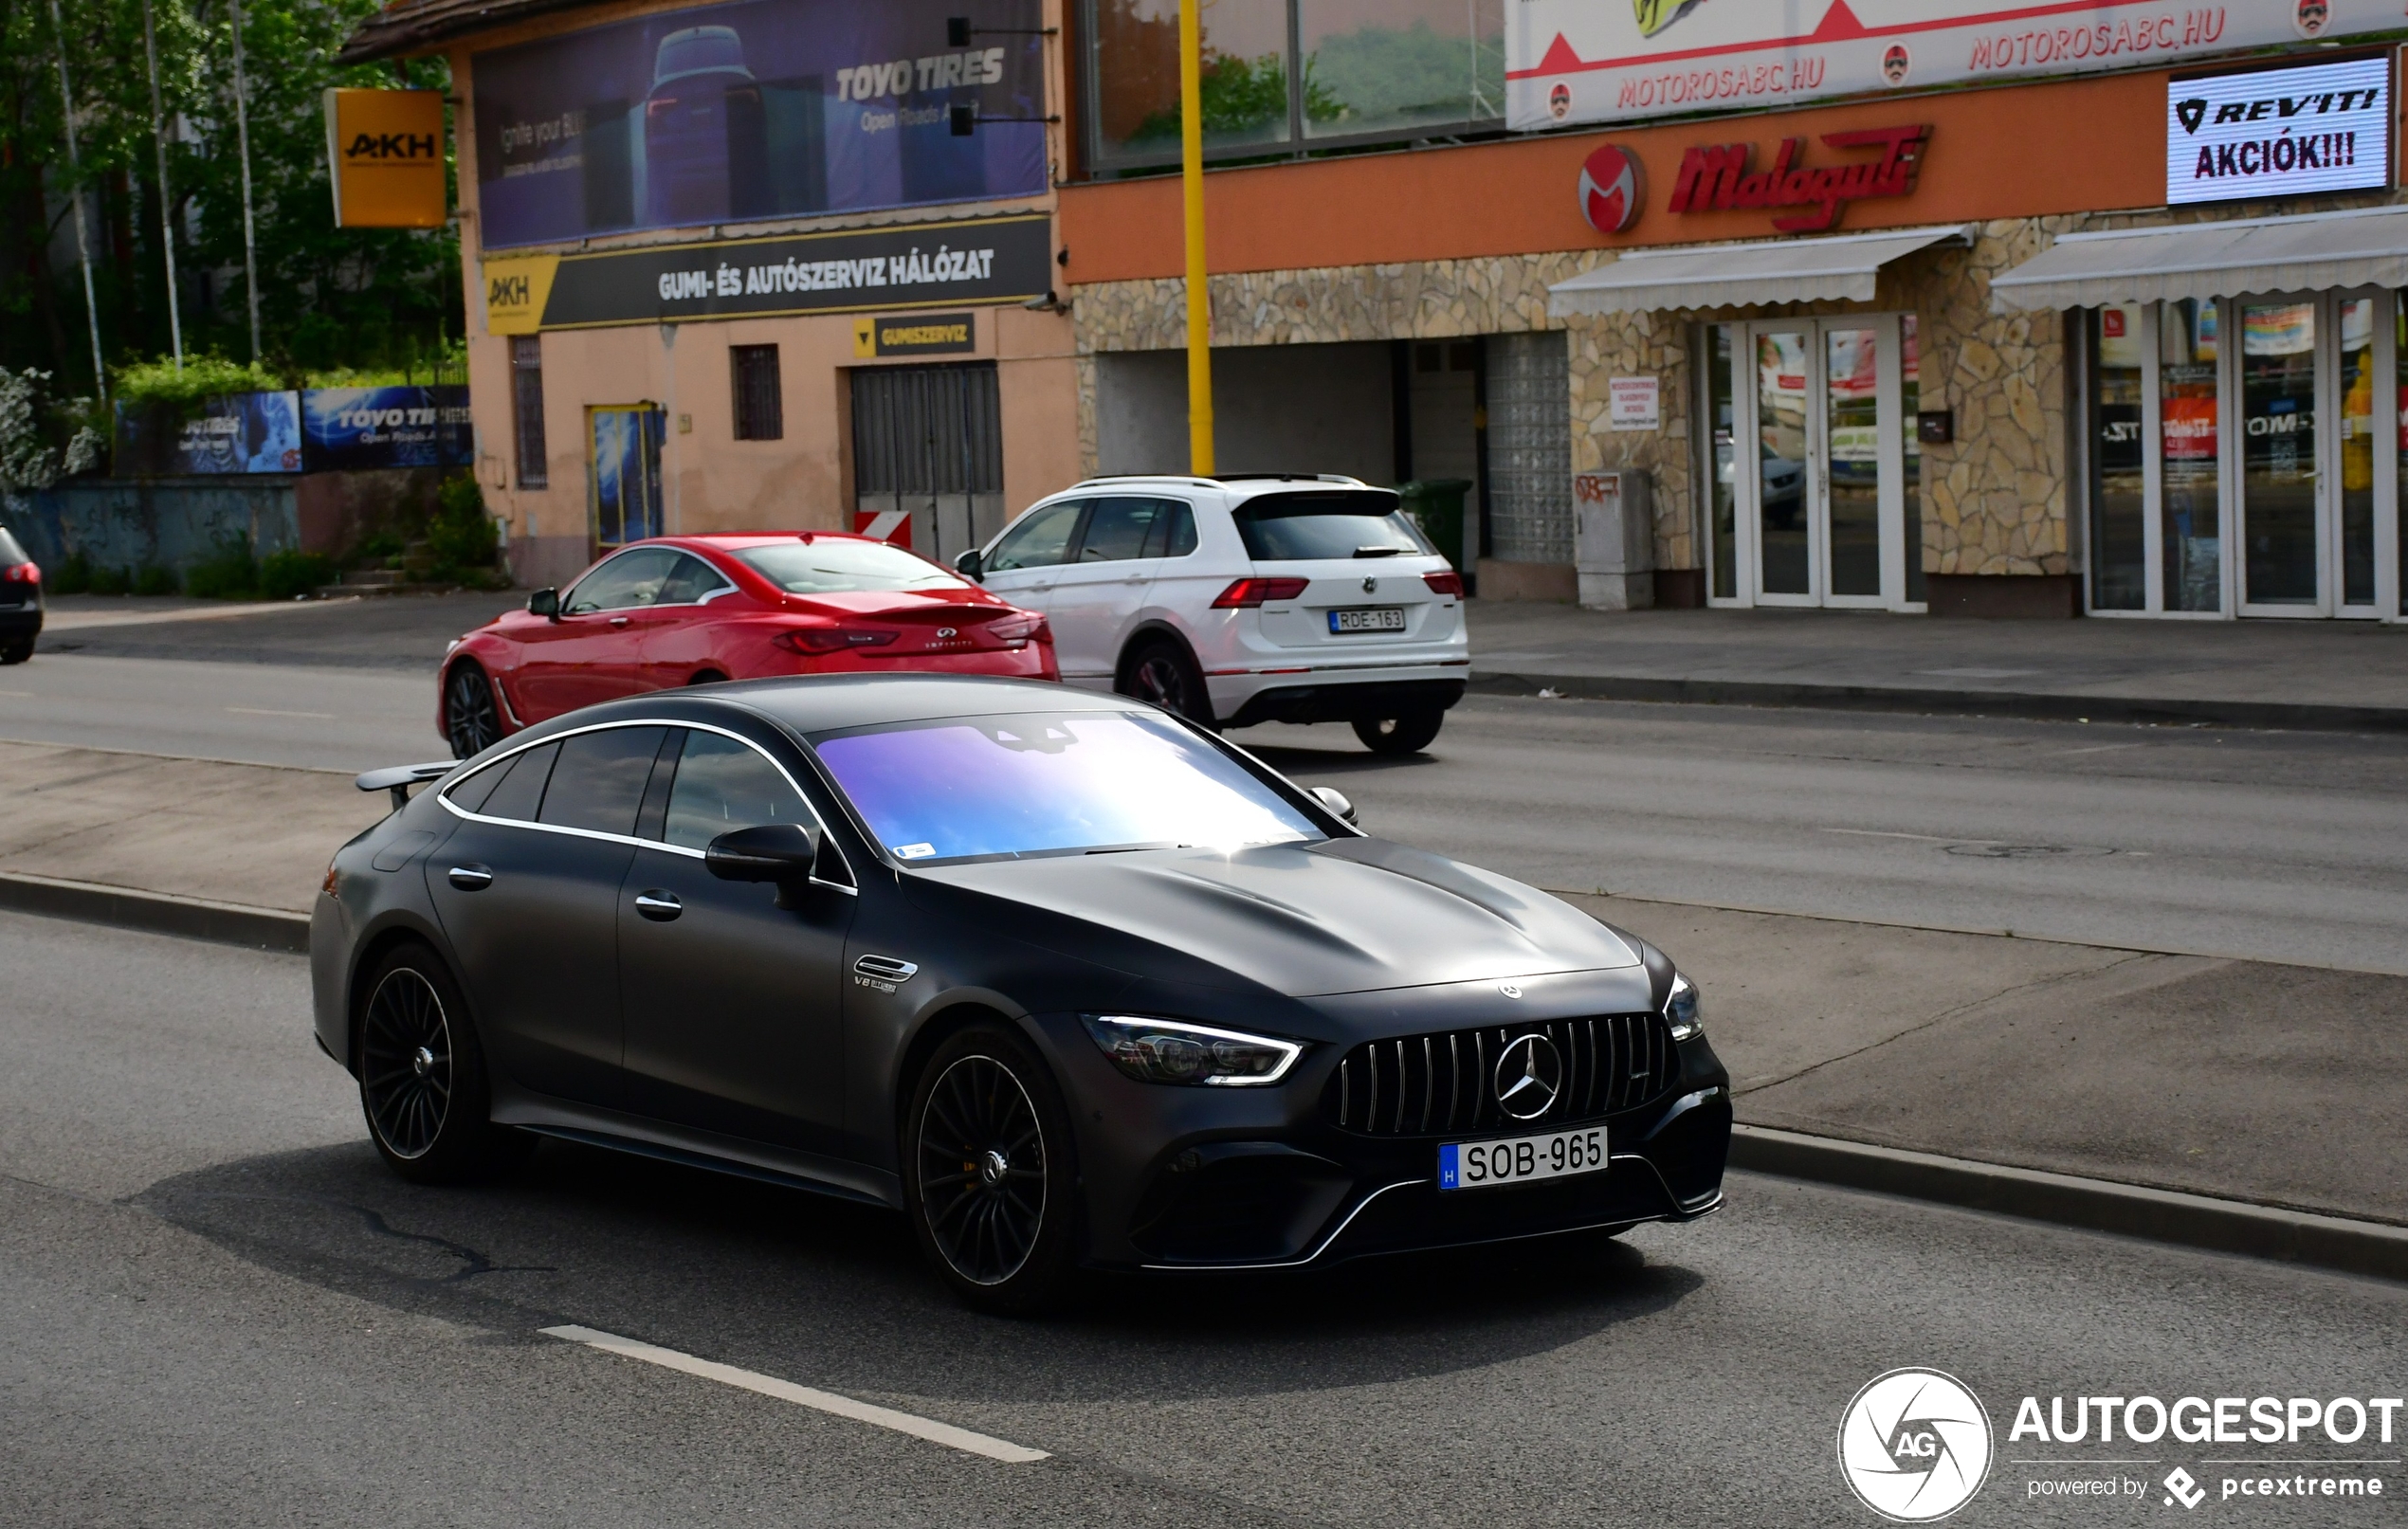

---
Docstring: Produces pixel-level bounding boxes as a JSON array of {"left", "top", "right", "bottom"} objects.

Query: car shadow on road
[{"left": 135, "top": 1135, "right": 1706, "bottom": 1405}]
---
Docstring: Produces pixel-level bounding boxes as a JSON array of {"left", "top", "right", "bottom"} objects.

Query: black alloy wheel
[
  {"left": 356, "top": 944, "right": 531, "bottom": 1184},
  {"left": 905, "top": 1026, "right": 1078, "bottom": 1312},
  {"left": 1353, "top": 709, "right": 1445, "bottom": 755},
  {"left": 444, "top": 663, "right": 502, "bottom": 759},
  {"left": 1121, "top": 639, "right": 1213, "bottom": 727}
]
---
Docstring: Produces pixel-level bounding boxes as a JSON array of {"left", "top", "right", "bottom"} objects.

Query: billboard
[
  {"left": 301, "top": 387, "right": 473, "bottom": 471},
  {"left": 471, "top": 0, "right": 1046, "bottom": 249},
  {"left": 324, "top": 89, "right": 448, "bottom": 228},
  {"left": 2165, "top": 54, "right": 2391, "bottom": 206},
  {"left": 116, "top": 392, "right": 303, "bottom": 476},
  {"left": 1507, "top": 1, "right": 2400, "bottom": 133}
]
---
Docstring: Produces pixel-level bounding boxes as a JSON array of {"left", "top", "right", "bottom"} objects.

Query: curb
[
  {"left": 1469, "top": 671, "right": 2408, "bottom": 735},
  {"left": 0, "top": 871, "right": 310, "bottom": 955},
  {"left": 1731, "top": 1123, "right": 2408, "bottom": 1284}
]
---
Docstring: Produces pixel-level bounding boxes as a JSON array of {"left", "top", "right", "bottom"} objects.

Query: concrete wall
[
  {"left": 1095, "top": 341, "right": 1395, "bottom": 482},
  {"left": 4, "top": 479, "right": 301, "bottom": 574}
]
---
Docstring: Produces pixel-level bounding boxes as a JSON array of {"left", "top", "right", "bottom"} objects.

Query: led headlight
[
  {"left": 1664, "top": 971, "right": 1703, "bottom": 1041},
  {"left": 1080, "top": 1015, "right": 1304, "bottom": 1086}
]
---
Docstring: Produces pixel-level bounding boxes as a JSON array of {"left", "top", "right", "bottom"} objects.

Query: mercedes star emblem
[
  {"left": 1361, "top": 575, "right": 1378, "bottom": 593},
  {"left": 1493, "top": 1033, "right": 1563, "bottom": 1120}
]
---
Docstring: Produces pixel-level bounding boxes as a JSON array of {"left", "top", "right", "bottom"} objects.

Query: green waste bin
[{"left": 1396, "top": 479, "right": 1473, "bottom": 571}]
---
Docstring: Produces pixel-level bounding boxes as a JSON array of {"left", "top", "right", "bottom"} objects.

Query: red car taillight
[
  {"left": 1211, "top": 577, "right": 1310, "bottom": 609},
  {"left": 986, "top": 611, "right": 1052, "bottom": 646},
  {"left": 774, "top": 626, "right": 899, "bottom": 655},
  {"left": 1422, "top": 570, "right": 1464, "bottom": 597},
  {"left": 2, "top": 562, "right": 36, "bottom": 584}
]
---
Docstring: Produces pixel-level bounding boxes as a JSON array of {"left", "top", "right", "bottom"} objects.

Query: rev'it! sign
[{"left": 2166, "top": 54, "right": 2391, "bottom": 206}]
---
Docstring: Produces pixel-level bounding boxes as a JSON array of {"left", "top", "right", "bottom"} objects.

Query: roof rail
[{"left": 1211, "top": 473, "right": 1371, "bottom": 486}]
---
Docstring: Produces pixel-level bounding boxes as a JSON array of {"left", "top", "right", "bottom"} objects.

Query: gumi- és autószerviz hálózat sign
[{"left": 2166, "top": 53, "right": 2391, "bottom": 205}]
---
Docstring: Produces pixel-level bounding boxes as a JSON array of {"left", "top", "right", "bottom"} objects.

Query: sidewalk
[{"left": 1468, "top": 602, "right": 2408, "bottom": 731}]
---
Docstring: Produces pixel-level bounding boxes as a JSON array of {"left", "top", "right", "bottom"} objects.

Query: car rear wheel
[
  {"left": 1120, "top": 638, "right": 1213, "bottom": 727},
  {"left": 903, "top": 1025, "right": 1079, "bottom": 1314},
  {"left": 356, "top": 943, "right": 532, "bottom": 1184},
  {"left": 1353, "top": 709, "right": 1444, "bottom": 755},
  {"left": 443, "top": 664, "right": 502, "bottom": 759},
  {"left": 686, "top": 669, "right": 728, "bottom": 685},
  {"left": 0, "top": 637, "right": 30, "bottom": 665}
]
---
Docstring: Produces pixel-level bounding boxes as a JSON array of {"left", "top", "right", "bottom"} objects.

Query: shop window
[
  {"left": 1085, "top": 0, "right": 1503, "bottom": 172},
  {"left": 731, "top": 344, "right": 784, "bottom": 441},
  {"left": 2398, "top": 298, "right": 2408, "bottom": 617},
  {"left": 2088, "top": 305, "right": 2145, "bottom": 610},
  {"left": 511, "top": 336, "right": 547, "bottom": 489},
  {"left": 2160, "top": 300, "right": 2221, "bottom": 612},
  {"left": 2340, "top": 299, "right": 2377, "bottom": 607},
  {"left": 1703, "top": 324, "right": 1737, "bottom": 601},
  {"left": 2239, "top": 300, "right": 2318, "bottom": 606},
  {"left": 1903, "top": 315, "right": 1925, "bottom": 604}
]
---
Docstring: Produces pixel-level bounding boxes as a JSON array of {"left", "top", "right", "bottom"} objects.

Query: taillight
[
  {"left": 1211, "top": 577, "right": 1310, "bottom": 609},
  {"left": 774, "top": 626, "right": 898, "bottom": 655},
  {"left": 1422, "top": 570, "right": 1464, "bottom": 597},
  {"left": 987, "top": 611, "right": 1050, "bottom": 646},
  {"left": 1, "top": 562, "right": 35, "bottom": 584}
]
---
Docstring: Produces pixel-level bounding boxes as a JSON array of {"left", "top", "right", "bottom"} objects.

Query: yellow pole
[{"left": 1178, "top": 0, "right": 1213, "bottom": 475}]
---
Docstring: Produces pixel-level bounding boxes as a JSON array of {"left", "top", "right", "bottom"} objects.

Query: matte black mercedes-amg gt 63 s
[{"left": 315, "top": 675, "right": 1731, "bottom": 1310}]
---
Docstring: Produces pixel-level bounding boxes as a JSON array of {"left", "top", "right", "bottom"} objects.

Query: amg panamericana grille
[{"left": 1323, "top": 1013, "right": 1677, "bottom": 1137}]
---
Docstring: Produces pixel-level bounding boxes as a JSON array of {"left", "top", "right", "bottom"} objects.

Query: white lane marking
[
  {"left": 539, "top": 1325, "right": 1049, "bottom": 1464},
  {"left": 2051, "top": 742, "right": 2144, "bottom": 756},
  {"left": 1818, "top": 828, "right": 1959, "bottom": 843},
  {"left": 224, "top": 706, "right": 337, "bottom": 719},
  {"left": 0, "top": 689, "right": 30, "bottom": 698}
]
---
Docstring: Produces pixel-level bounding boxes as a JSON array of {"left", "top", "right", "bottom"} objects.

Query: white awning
[
  {"left": 1990, "top": 206, "right": 2408, "bottom": 312},
  {"left": 1546, "top": 224, "right": 1976, "bottom": 317}
]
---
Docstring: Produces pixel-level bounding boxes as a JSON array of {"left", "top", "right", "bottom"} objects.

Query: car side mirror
[
  {"left": 528, "top": 587, "right": 559, "bottom": 620},
  {"left": 706, "top": 822, "right": 827, "bottom": 907},
  {"left": 953, "top": 548, "right": 984, "bottom": 583},
  {"left": 1309, "top": 786, "right": 1358, "bottom": 826}
]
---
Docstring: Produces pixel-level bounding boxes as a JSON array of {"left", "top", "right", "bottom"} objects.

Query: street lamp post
[
  {"left": 229, "top": 0, "right": 263, "bottom": 363},
  {"left": 1178, "top": 0, "right": 1213, "bottom": 475},
  {"left": 140, "top": 0, "right": 185, "bottom": 371},
  {"left": 46, "top": 0, "right": 108, "bottom": 400}
]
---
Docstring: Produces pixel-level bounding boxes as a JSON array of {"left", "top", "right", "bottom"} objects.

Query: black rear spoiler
[{"left": 356, "top": 761, "right": 457, "bottom": 811}]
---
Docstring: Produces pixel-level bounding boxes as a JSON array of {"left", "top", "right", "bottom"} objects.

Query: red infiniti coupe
[{"left": 435, "top": 533, "right": 1057, "bottom": 757}]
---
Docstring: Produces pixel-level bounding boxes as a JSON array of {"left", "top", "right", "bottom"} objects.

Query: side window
[
  {"left": 445, "top": 751, "right": 517, "bottom": 814},
  {"left": 1142, "top": 500, "right": 1197, "bottom": 558},
  {"left": 663, "top": 731, "right": 812, "bottom": 850},
  {"left": 563, "top": 547, "right": 678, "bottom": 614},
  {"left": 657, "top": 552, "right": 731, "bottom": 605},
  {"left": 538, "top": 726, "right": 667, "bottom": 835},
  {"left": 1074, "top": 497, "right": 1167, "bottom": 562},
  {"left": 476, "top": 740, "right": 559, "bottom": 822},
  {"left": 986, "top": 500, "right": 1084, "bottom": 572}
]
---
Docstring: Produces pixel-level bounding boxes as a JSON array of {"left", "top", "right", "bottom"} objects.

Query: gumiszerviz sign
[
  {"left": 1667, "top": 123, "right": 1928, "bottom": 233},
  {"left": 481, "top": 212, "right": 1050, "bottom": 334}
]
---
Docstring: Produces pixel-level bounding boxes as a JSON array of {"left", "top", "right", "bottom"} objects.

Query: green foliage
[
  {"left": 1130, "top": 50, "right": 1339, "bottom": 143},
  {"left": 0, "top": 369, "right": 104, "bottom": 490},
  {"left": 48, "top": 551, "right": 93, "bottom": 594},
  {"left": 1307, "top": 22, "right": 1505, "bottom": 130},
  {"left": 257, "top": 548, "right": 334, "bottom": 599},
  {"left": 427, "top": 474, "right": 498, "bottom": 581},
  {"left": 86, "top": 563, "right": 134, "bottom": 596},
  {"left": 182, "top": 535, "right": 257, "bottom": 598},
  {"left": 133, "top": 563, "right": 179, "bottom": 596},
  {"left": 112, "top": 354, "right": 283, "bottom": 410}
]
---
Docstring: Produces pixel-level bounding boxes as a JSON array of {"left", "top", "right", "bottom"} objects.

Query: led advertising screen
[
  {"left": 2165, "top": 55, "right": 2391, "bottom": 206},
  {"left": 472, "top": 0, "right": 1046, "bottom": 249},
  {"left": 301, "top": 387, "right": 473, "bottom": 471}
]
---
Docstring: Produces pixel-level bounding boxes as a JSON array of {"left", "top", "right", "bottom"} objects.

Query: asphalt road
[
  {"left": 4, "top": 911, "right": 2402, "bottom": 1528},
  {"left": 9, "top": 594, "right": 2407, "bottom": 970}
]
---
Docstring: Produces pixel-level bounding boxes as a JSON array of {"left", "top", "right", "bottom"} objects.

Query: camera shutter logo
[{"left": 1836, "top": 1368, "right": 1992, "bottom": 1521}]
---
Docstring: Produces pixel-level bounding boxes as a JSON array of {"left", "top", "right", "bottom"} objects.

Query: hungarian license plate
[
  {"left": 1329, "top": 606, "right": 1407, "bottom": 634},
  {"left": 1438, "top": 1125, "right": 1609, "bottom": 1192}
]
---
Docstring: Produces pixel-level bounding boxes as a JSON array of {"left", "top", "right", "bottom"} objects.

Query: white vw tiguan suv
[{"left": 958, "top": 475, "right": 1470, "bottom": 754}]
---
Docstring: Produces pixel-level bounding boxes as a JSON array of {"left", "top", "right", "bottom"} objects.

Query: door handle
[
  {"left": 447, "top": 864, "right": 493, "bottom": 890},
  {"left": 610, "top": 616, "right": 630, "bottom": 627},
  {"left": 634, "top": 890, "right": 683, "bottom": 921}
]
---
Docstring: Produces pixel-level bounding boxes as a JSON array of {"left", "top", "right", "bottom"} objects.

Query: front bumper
[{"left": 1029, "top": 1011, "right": 1732, "bottom": 1271}]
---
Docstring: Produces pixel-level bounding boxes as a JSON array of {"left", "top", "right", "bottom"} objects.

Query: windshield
[
  {"left": 735, "top": 538, "right": 966, "bottom": 595},
  {"left": 1232, "top": 490, "right": 1432, "bottom": 561},
  {"left": 812, "top": 710, "right": 1323, "bottom": 865},
  {"left": 0, "top": 528, "right": 27, "bottom": 565}
]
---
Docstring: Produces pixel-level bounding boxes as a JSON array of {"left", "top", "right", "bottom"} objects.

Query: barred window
[
  {"left": 732, "top": 344, "right": 784, "bottom": 441},
  {"left": 510, "top": 336, "right": 547, "bottom": 488}
]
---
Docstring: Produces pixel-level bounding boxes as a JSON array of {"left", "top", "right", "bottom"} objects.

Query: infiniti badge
[{"left": 1493, "top": 1033, "right": 1562, "bottom": 1120}]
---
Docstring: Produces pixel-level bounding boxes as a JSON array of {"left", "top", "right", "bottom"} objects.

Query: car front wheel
[
  {"left": 443, "top": 663, "right": 503, "bottom": 759},
  {"left": 356, "top": 943, "right": 532, "bottom": 1184},
  {"left": 1353, "top": 709, "right": 1444, "bottom": 755},
  {"left": 903, "top": 1024, "right": 1079, "bottom": 1314}
]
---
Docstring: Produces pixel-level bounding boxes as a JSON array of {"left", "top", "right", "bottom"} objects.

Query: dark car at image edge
[
  {"left": 316, "top": 675, "right": 1731, "bottom": 1310},
  {"left": 0, "top": 527, "right": 41, "bottom": 664}
]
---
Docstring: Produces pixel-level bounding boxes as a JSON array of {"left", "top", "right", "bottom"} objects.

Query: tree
[{"left": 0, "top": 0, "right": 462, "bottom": 394}]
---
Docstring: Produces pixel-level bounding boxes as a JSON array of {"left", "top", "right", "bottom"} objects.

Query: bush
[
  {"left": 427, "top": 474, "right": 500, "bottom": 582},
  {"left": 134, "top": 565, "right": 179, "bottom": 596},
  {"left": 258, "top": 549, "right": 336, "bottom": 600},
  {"left": 48, "top": 550, "right": 92, "bottom": 594},
  {"left": 87, "top": 563, "right": 134, "bottom": 595},
  {"left": 112, "top": 355, "right": 284, "bottom": 411},
  {"left": 184, "top": 537, "right": 259, "bottom": 599}
]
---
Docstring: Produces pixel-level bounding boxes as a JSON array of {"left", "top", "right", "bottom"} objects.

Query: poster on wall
[
  {"left": 1507, "top": 0, "right": 2402, "bottom": 133},
  {"left": 472, "top": 0, "right": 1046, "bottom": 249},
  {"left": 301, "top": 387, "right": 473, "bottom": 471},
  {"left": 115, "top": 392, "right": 303, "bottom": 476}
]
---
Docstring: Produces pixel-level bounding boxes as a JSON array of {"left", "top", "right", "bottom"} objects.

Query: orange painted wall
[{"left": 1059, "top": 70, "right": 2176, "bottom": 285}]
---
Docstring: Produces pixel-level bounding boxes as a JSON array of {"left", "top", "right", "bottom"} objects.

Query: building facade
[
  {"left": 1057, "top": 3, "right": 2408, "bottom": 622},
  {"left": 345, "top": 0, "right": 1084, "bottom": 589}
]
